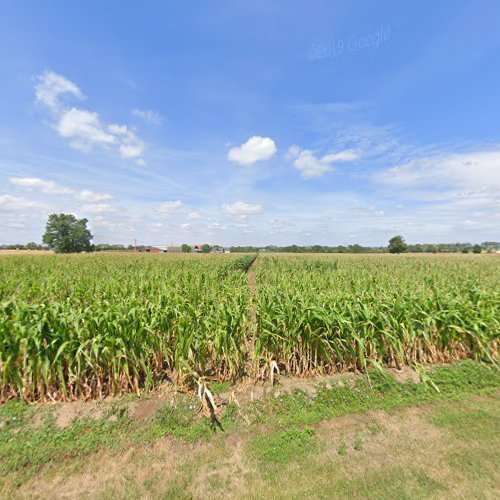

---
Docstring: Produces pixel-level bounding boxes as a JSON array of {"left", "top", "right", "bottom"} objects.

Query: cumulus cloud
[
  {"left": 228, "top": 136, "right": 277, "bottom": 166},
  {"left": 9, "top": 177, "right": 112, "bottom": 202},
  {"left": 108, "top": 124, "right": 145, "bottom": 161},
  {"left": 35, "top": 70, "right": 145, "bottom": 164},
  {"left": 132, "top": 109, "right": 163, "bottom": 125},
  {"left": 287, "top": 146, "right": 359, "bottom": 178},
  {"left": 222, "top": 201, "right": 263, "bottom": 215},
  {"left": 158, "top": 200, "right": 183, "bottom": 216},
  {"left": 56, "top": 108, "right": 116, "bottom": 151}
]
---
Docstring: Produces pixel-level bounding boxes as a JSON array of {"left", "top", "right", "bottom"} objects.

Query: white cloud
[
  {"left": 321, "top": 150, "right": 359, "bottom": 163},
  {"left": 0, "top": 194, "right": 46, "bottom": 210},
  {"left": 75, "top": 190, "right": 113, "bottom": 202},
  {"left": 222, "top": 201, "right": 263, "bottom": 215},
  {"left": 287, "top": 146, "right": 359, "bottom": 179},
  {"left": 10, "top": 177, "right": 112, "bottom": 202},
  {"left": 158, "top": 200, "right": 183, "bottom": 216},
  {"left": 108, "top": 124, "right": 145, "bottom": 161},
  {"left": 375, "top": 149, "right": 500, "bottom": 192},
  {"left": 35, "top": 71, "right": 83, "bottom": 113},
  {"left": 35, "top": 70, "right": 146, "bottom": 164},
  {"left": 56, "top": 108, "right": 116, "bottom": 151},
  {"left": 187, "top": 211, "right": 201, "bottom": 220},
  {"left": 132, "top": 109, "right": 163, "bottom": 125},
  {"left": 10, "top": 177, "right": 73, "bottom": 195},
  {"left": 228, "top": 136, "right": 277, "bottom": 166},
  {"left": 81, "top": 203, "right": 116, "bottom": 214}
]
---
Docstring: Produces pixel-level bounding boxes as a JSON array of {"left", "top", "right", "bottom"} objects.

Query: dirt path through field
[{"left": 245, "top": 256, "right": 258, "bottom": 379}]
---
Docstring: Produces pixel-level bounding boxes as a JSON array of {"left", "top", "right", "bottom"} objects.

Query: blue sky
[{"left": 1, "top": 1, "right": 499, "bottom": 246}]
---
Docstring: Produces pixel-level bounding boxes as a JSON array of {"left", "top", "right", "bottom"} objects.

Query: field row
[{"left": 0, "top": 253, "right": 498, "bottom": 401}]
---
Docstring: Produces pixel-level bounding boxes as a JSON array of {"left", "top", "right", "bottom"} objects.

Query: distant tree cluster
[
  {"left": 0, "top": 242, "right": 47, "bottom": 251},
  {"left": 230, "top": 238, "right": 499, "bottom": 254},
  {"left": 230, "top": 244, "right": 386, "bottom": 253},
  {"left": 7, "top": 214, "right": 499, "bottom": 255}
]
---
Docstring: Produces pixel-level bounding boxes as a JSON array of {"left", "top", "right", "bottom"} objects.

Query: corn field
[
  {"left": 0, "top": 252, "right": 498, "bottom": 401},
  {"left": 0, "top": 254, "right": 254, "bottom": 401},
  {"left": 255, "top": 254, "right": 499, "bottom": 376}
]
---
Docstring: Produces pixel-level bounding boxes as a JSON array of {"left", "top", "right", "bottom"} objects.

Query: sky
[{"left": 1, "top": 1, "right": 500, "bottom": 247}]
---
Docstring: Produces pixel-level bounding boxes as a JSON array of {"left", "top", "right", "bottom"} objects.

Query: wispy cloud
[
  {"left": 158, "top": 200, "right": 183, "bottom": 216},
  {"left": 10, "top": 177, "right": 112, "bottom": 202},
  {"left": 287, "top": 145, "right": 358, "bottom": 178},
  {"left": 0, "top": 194, "right": 47, "bottom": 211},
  {"left": 374, "top": 148, "right": 500, "bottom": 193},
  {"left": 132, "top": 108, "right": 163, "bottom": 125},
  {"left": 222, "top": 201, "right": 263, "bottom": 215},
  {"left": 81, "top": 203, "right": 117, "bottom": 214}
]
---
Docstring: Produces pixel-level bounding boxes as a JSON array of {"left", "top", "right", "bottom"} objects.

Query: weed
[
  {"left": 337, "top": 441, "right": 348, "bottom": 455},
  {"left": 248, "top": 428, "right": 317, "bottom": 469}
]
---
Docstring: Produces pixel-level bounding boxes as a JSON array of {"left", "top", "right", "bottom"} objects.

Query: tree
[
  {"left": 42, "top": 214, "right": 93, "bottom": 253},
  {"left": 181, "top": 243, "right": 191, "bottom": 253},
  {"left": 472, "top": 244, "right": 482, "bottom": 254},
  {"left": 388, "top": 235, "right": 408, "bottom": 254},
  {"left": 201, "top": 244, "right": 212, "bottom": 253}
]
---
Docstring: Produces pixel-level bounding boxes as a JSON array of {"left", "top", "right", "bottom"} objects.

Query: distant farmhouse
[
  {"left": 142, "top": 245, "right": 182, "bottom": 253},
  {"left": 141, "top": 244, "right": 230, "bottom": 254}
]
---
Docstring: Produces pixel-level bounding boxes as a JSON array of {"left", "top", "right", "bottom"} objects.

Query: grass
[
  {"left": 431, "top": 397, "right": 500, "bottom": 487},
  {"left": 1, "top": 361, "right": 498, "bottom": 476},
  {"left": 248, "top": 427, "right": 317, "bottom": 470},
  {"left": 247, "top": 361, "right": 500, "bottom": 428},
  {"left": 0, "top": 409, "right": 131, "bottom": 478}
]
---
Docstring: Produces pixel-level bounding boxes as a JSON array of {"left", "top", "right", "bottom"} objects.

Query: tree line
[{"left": 3, "top": 214, "right": 499, "bottom": 254}]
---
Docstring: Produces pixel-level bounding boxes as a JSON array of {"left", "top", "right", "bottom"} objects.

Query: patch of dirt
[
  {"left": 29, "top": 365, "right": 422, "bottom": 431},
  {"left": 247, "top": 268, "right": 257, "bottom": 296},
  {"left": 388, "top": 366, "right": 421, "bottom": 384},
  {"left": 129, "top": 397, "right": 169, "bottom": 422},
  {"left": 54, "top": 401, "right": 106, "bottom": 428},
  {"left": 220, "top": 372, "right": 355, "bottom": 407}
]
